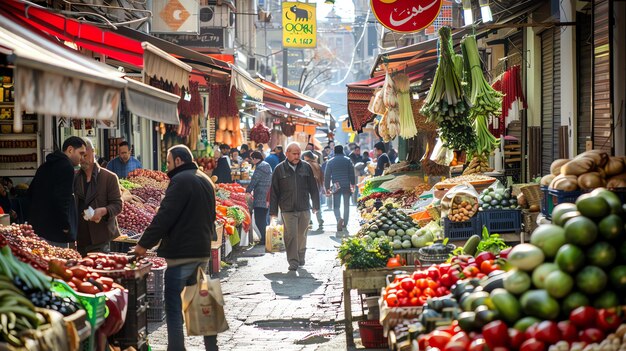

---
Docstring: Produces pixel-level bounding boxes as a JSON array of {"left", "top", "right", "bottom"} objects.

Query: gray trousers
[{"left": 281, "top": 210, "right": 311, "bottom": 267}]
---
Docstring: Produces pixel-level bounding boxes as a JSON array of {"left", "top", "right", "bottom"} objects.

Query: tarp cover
[{"left": 124, "top": 78, "right": 181, "bottom": 125}]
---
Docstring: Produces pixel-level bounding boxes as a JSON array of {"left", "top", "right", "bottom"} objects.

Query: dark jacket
[
  {"left": 138, "top": 163, "right": 216, "bottom": 259},
  {"left": 246, "top": 161, "right": 272, "bottom": 209},
  {"left": 212, "top": 156, "right": 232, "bottom": 184},
  {"left": 27, "top": 151, "right": 78, "bottom": 243},
  {"left": 348, "top": 151, "right": 363, "bottom": 165},
  {"left": 269, "top": 160, "right": 320, "bottom": 216},
  {"left": 74, "top": 165, "right": 123, "bottom": 246},
  {"left": 324, "top": 153, "right": 356, "bottom": 191},
  {"left": 375, "top": 153, "right": 391, "bottom": 176}
]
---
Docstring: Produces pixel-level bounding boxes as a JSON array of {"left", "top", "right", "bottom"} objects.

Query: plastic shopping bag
[
  {"left": 264, "top": 219, "right": 285, "bottom": 253},
  {"left": 181, "top": 267, "right": 229, "bottom": 336}
]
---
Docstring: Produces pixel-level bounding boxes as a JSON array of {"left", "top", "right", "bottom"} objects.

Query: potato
[
  {"left": 561, "top": 157, "right": 596, "bottom": 176},
  {"left": 607, "top": 173, "right": 626, "bottom": 189},
  {"left": 551, "top": 159, "right": 570, "bottom": 175},
  {"left": 541, "top": 174, "right": 556, "bottom": 186},
  {"left": 605, "top": 156, "right": 625, "bottom": 176},
  {"left": 578, "top": 172, "right": 607, "bottom": 189},
  {"left": 550, "top": 174, "right": 579, "bottom": 191}
]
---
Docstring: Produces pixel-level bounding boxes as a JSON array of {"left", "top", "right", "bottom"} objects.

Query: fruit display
[
  {"left": 117, "top": 201, "right": 156, "bottom": 234},
  {"left": 127, "top": 168, "right": 169, "bottom": 183},
  {"left": 358, "top": 185, "right": 430, "bottom": 215},
  {"left": 386, "top": 188, "right": 626, "bottom": 350},
  {"left": 434, "top": 174, "right": 496, "bottom": 190},
  {"left": 540, "top": 150, "right": 626, "bottom": 191},
  {"left": 0, "top": 224, "right": 81, "bottom": 271},
  {"left": 479, "top": 186, "right": 520, "bottom": 210},
  {"left": 463, "top": 154, "right": 493, "bottom": 175},
  {"left": 116, "top": 169, "right": 169, "bottom": 236},
  {"left": 357, "top": 203, "right": 435, "bottom": 249}
]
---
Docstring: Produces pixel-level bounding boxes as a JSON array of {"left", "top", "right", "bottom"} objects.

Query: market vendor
[
  {"left": 374, "top": 141, "right": 391, "bottom": 176},
  {"left": 106, "top": 141, "right": 142, "bottom": 179},
  {"left": 213, "top": 144, "right": 232, "bottom": 184},
  {"left": 74, "top": 138, "right": 123, "bottom": 256},
  {"left": 134, "top": 144, "right": 219, "bottom": 351}
]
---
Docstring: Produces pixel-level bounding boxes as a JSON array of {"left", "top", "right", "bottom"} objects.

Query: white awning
[
  {"left": 142, "top": 42, "right": 192, "bottom": 88},
  {"left": 124, "top": 78, "right": 181, "bottom": 125},
  {"left": 229, "top": 63, "right": 264, "bottom": 101},
  {"left": 0, "top": 13, "right": 127, "bottom": 132}
]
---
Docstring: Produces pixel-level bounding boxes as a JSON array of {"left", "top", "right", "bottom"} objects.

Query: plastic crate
[
  {"left": 147, "top": 266, "right": 165, "bottom": 296},
  {"left": 540, "top": 186, "right": 551, "bottom": 218},
  {"left": 358, "top": 320, "right": 388, "bottom": 349},
  {"left": 547, "top": 188, "right": 585, "bottom": 219},
  {"left": 478, "top": 209, "right": 522, "bottom": 234},
  {"left": 147, "top": 295, "right": 165, "bottom": 322},
  {"left": 443, "top": 217, "right": 481, "bottom": 241}
]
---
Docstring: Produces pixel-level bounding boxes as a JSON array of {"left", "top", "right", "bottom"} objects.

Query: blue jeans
[
  {"left": 333, "top": 189, "right": 351, "bottom": 226},
  {"left": 164, "top": 262, "right": 218, "bottom": 351}
]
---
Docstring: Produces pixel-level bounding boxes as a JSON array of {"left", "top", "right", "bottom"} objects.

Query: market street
[{"left": 148, "top": 206, "right": 366, "bottom": 351}]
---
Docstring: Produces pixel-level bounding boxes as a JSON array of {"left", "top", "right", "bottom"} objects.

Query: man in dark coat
[
  {"left": 270, "top": 143, "right": 320, "bottom": 271},
  {"left": 28, "top": 136, "right": 86, "bottom": 248},
  {"left": 324, "top": 145, "right": 356, "bottom": 232},
  {"left": 74, "top": 139, "right": 123, "bottom": 256},
  {"left": 135, "top": 145, "right": 219, "bottom": 351},
  {"left": 212, "top": 144, "right": 232, "bottom": 184}
]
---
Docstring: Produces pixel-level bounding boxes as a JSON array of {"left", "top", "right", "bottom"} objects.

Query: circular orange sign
[{"left": 371, "top": 0, "right": 443, "bottom": 33}]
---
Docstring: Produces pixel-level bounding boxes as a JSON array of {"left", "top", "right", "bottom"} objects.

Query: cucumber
[{"left": 463, "top": 235, "right": 481, "bottom": 256}]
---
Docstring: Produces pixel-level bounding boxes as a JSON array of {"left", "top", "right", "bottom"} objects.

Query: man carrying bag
[
  {"left": 134, "top": 145, "right": 227, "bottom": 351},
  {"left": 182, "top": 267, "right": 228, "bottom": 336}
]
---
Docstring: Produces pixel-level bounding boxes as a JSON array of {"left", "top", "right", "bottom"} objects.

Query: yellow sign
[{"left": 282, "top": 2, "right": 316, "bottom": 48}]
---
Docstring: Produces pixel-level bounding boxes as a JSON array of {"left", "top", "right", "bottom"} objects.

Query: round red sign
[{"left": 371, "top": 0, "right": 443, "bottom": 33}]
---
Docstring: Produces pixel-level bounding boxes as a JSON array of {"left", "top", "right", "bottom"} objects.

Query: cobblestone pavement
[{"left": 147, "top": 205, "right": 375, "bottom": 351}]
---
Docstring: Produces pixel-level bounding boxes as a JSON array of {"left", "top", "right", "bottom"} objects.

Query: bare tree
[{"left": 296, "top": 52, "right": 335, "bottom": 97}]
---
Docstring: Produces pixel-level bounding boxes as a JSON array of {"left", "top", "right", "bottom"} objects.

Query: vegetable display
[
  {"left": 338, "top": 237, "right": 393, "bottom": 269},
  {"left": 541, "top": 151, "right": 626, "bottom": 191},
  {"left": 358, "top": 203, "right": 435, "bottom": 249},
  {"left": 479, "top": 186, "right": 520, "bottom": 210},
  {"left": 249, "top": 123, "right": 271, "bottom": 144},
  {"left": 394, "top": 73, "right": 418, "bottom": 139},
  {"left": 420, "top": 26, "right": 475, "bottom": 152}
]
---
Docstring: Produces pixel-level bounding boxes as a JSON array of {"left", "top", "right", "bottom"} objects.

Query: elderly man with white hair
[{"left": 269, "top": 142, "right": 320, "bottom": 271}]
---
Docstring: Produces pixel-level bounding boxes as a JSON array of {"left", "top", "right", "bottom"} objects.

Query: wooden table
[{"left": 342, "top": 266, "right": 415, "bottom": 347}]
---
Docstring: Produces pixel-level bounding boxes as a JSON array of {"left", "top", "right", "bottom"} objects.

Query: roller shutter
[
  {"left": 541, "top": 28, "right": 561, "bottom": 176},
  {"left": 577, "top": 13, "right": 593, "bottom": 155},
  {"left": 592, "top": 0, "right": 613, "bottom": 152}
]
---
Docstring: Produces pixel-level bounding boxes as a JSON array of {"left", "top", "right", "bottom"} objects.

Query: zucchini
[{"left": 463, "top": 235, "right": 481, "bottom": 256}]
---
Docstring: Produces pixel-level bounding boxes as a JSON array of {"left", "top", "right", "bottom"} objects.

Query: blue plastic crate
[
  {"left": 443, "top": 217, "right": 481, "bottom": 241},
  {"left": 548, "top": 188, "right": 585, "bottom": 219},
  {"left": 540, "top": 186, "right": 551, "bottom": 219},
  {"left": 479, "top": 209, "right": 522, "bottom": 234}
]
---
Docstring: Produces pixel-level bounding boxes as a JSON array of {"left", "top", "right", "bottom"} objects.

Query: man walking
[
  {"left": 302, "top": 151, "right": 324, "bottom": 231},
  {"left": 265, "top": 145, "right": 284, "bottom": 171},
  {"left": 28, "top": 136, "right": 86, "bottom": 248},
  {"left": 246, "top": 151, "right": 272, "bottom": 243},
  {"left": 106, "top": 141, "right": 142, "bottom": 179},
  {"left": 324, "top": 145, "right": 355, "bottom": 232},
  {"left": 270, "top": 143, "right": 320, "bottom": 271},
  {"left": 134, "top": 145, "right": 218, "bottom": 351},
  {"left": 74, "top": 139, "right": 123, "bottom": 256}
]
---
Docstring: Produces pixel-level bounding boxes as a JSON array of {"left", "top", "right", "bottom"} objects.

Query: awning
[
  {"left": 229, "top": 64, "right": 264, "bottom": 101},
  {"left": 262, "top": 102, "right": 325, "bottom": 126},
  {"left": 124, "top": 78, "right": 181, "bottom": 125},
  {"left": 2, "top": 1, "right": 192, "bottom": 88},
  {"left": 258, "top": 79, "right": 329, "bottom": 113},
  {"left": 0, "top": 12, "right": 127, "bottom": 132},
  {"left": 142, "top": 42, "right": 191, "bottom": 89}
]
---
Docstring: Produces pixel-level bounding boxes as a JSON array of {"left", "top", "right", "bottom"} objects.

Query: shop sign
[
  {"left": 154, "top": 27, "right": 224, "bottom": 48},
  {"left": 282, "top": 2, "right": 316, "bottom": 48},
  {"left": 371, "top": 0, "right": 443, "bottom": 33},
  {"left": 151, "top": 0, "right": 199, "bottom": 33}
]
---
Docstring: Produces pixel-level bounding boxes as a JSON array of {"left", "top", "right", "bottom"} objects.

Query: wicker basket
[
  {"left": 412, "top": 98, "right": 437, "bottom": 131},
  {"left": 521, "top": 184, "right": 542, "bottom": 208}
]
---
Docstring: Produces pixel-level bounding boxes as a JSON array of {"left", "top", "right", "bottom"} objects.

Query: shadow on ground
[{"left": 263, "top": 268, "right": 322, "bottom": 299}]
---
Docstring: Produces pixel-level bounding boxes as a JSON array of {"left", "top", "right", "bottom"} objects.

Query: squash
[
  {"left": 541, "top": 174, "right": 556, "bottom": 187},
  {"left": 223, "top": 131, "right": 232, "bottom": 146},
  {"left": 550, "top": 159, "right": 570, "bottom": 176},
  {"left": 218, "top": 117, "right": 227, "bottom": 131},
  {"left": 550, "top": 174, "right": 579, "bottom": 191},
  {"left": 576, "top": 150, "right": 609, "bottom": 168},
  {"left": 607, "top": 173, "right": 626, "bottom": 189},
  {"left": 215, "top": 129, "right": 224, "bottom": 143},
  {"left": 577, "top": 172, "right": 606, "bottom": 189},
  {"left": 604, "top": 157, "right": 625, "bottom": 177},
  {"left": 233, "top": 117, "right": 241, "bottom": 132},
  {"left": 561, "top": 157, "right": 596, "bottom": 176}
]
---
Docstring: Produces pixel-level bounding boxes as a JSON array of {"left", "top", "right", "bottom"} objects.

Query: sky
[{"left": 315, "top": 0, "right": 356, "bottom": 22}]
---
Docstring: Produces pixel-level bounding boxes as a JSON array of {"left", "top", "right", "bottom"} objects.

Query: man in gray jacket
[
  {"left": 324, "top": 145, "right": 355, "bottom": 232},
  {"left": 270, "top": 143, "right": 320, "bottom": 271}
]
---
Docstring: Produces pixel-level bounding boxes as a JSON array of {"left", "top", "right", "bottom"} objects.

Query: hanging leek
[
  {"left": 394, "top": 73, "right": 418, "bottom": 139},
  {"left": 420, "top": 26, "right": 476, "bottom": 152}
]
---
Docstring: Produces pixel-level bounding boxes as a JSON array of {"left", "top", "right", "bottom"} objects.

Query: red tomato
[
  {"left": 482, "top": 320, "right": 509, "bottom": 348},
  {"left": 427, "top": 266, "right": 441, "bottom": 281},
  {"left": 385, "top": 294, "right": 399, "bottom": 307},
  {"left": 509, "top": 328, "right": 524, "bottom": 349},
  {"left": 480, "top": 260, "right": 499, "bottom": 275},
  {"left": 519, "top": 338, "right": 546, "bottom": 351},
  {"left": 78, "top": 282, "right": 100, "bottom": 295},
  {"left": 447, "top": 331, "right": 470, "bottom": 348},
  {"left": 438, "top": 263, "right": 451, "bottom": 275},
  {"left": 412, "top": 270, "right": 427, "bottom": 280},
  {"left": 427, "top": 330, "right": 452, "bottom": 349},
  {"left": 597, "top": 309, "right": 622, "bottom": 332},
  {"left": 409, "top": 297, "right": 420, "bottom": 306},
  {"left": 557, "top": 321, "right": 578, "bottom": 344},
  {"left": 570, "top": 306, "right": 598, "bottom": 329},
  {"left": 396, "top": 289, "right": 408, "bottom": 299},
  {"left": 428, "top": 279, "right": 440, "bottom": 290},
  {"left": 423, "top": 287, "right": 435, "bottom": 297},
  {"left": 400, "top": 277, "right": 415, "bottom": 292},
  {"left": 579, "top": 328, "right": 605, "bottom": 344},
  {"left": 417, "top": 279, "right": 429, "bottom": 289},
  {"left": 534, "top": 321, "right": 561, "bottom": 345},
  {"left": 467, "top": 338, "right": 489, "bottom": 351},
  {"left": 475, "top": 252, "right": 496, "bottom": 267}
]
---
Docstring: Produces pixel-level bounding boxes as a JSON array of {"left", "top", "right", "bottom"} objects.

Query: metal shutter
[
  {"left": 541, "top": 28, "right": 561, "bottom": 175},
  {"left": 577, "top": 13, "right": 593, "bottom": 155},
  {"left": 593, "top": 0, "right": 613, "bottom": 152}
]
